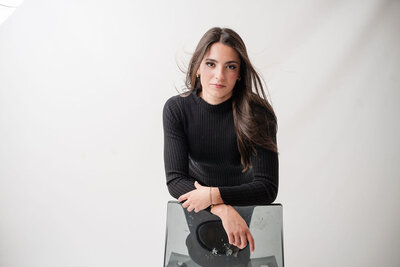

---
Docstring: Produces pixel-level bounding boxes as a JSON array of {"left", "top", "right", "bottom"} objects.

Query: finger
[
  {"left": 234, "top": 234, "right": 241, "bottom": 248},
  {"left": 178, "top": 193, "right": 188, "bottom": 203},
  {"left": 247, "top": 232, "right": 255, "bottom": 252},
  {"left": 228, "top": 233, "right": 235, "bottom": 245},
  {"left": 182, "top": 201, "right": 189, "bottom": 208},
  {"left": 240, "top": 234, "right": 248, "bottom": 249},
  {"left": 187, "top": 205, "right": 195, "bottom": 212},
  {"left": 194, "top": 181, "right": 200, "bottom": 188},
  {"left": 240, "top": 233, "right": 247, "bottom": 249}
]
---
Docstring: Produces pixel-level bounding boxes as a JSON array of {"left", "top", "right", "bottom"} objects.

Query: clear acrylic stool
[{"left": 164, "top": 201, "right": 284, "bottom": 267}]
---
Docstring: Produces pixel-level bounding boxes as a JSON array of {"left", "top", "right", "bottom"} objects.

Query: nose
[{"left": 214, "top": 66, "right": 225, "bottom": 81}]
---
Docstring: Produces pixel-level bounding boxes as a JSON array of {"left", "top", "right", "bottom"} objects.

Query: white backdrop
[{"left": 0, "top": 0, "right": 399, "bottom": 266}]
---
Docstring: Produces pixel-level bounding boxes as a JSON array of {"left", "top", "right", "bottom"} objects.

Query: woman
[{"left": 163, "top": 27, "right": 279, "bottom": 254}]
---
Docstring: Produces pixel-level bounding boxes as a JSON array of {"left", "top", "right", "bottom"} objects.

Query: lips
[{"left": 210, "top": 83, "right": 226, "bottom": 88}]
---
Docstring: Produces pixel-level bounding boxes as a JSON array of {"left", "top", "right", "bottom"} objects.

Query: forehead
[{"left": 204, "top": 42, "right": 240, "bottom": 62}]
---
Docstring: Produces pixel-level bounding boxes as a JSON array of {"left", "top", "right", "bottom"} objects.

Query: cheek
[
  {"left": 200, "top": 66, "right": 212, "bottom": 77},
  {"left": 200, "top": 68, "right": 213, "bottom": 83},
  {"left": 227, "top": 71, "right": 239, "bottom": 82}
]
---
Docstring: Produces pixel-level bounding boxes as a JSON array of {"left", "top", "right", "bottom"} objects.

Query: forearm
[
  {"left": 167, "top": 177, "right": 196, "bottom": 199},
  {"left": 218, "top": 178, "right": 278, "bottom": 206},
  {"left": 210, "top": 203, "right": 230, "bottom": 219},
  {"left": 209, "top": 201, "right": 255, "bottom": 252},
  {"left": 210, "top": 187, "right": 223, "bottom": 205},
  {"left": 213, "top": 178, "right": 277, "bottom": 206},
  {"left": 217, "top": 144, "right": 279, "bottom": 206}
]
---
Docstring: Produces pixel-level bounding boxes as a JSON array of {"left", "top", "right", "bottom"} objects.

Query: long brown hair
[{"left": 184, "top": 27, "right": 278, "bottom": 172}]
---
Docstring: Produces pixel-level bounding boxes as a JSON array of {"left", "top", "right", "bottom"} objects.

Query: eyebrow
[{"left": 205, "top": 58, "right": 240, "bottom": 64}]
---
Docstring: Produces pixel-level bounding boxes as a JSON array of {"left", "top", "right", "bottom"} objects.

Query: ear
[{"left": 196, "top": 67, "right": 201, "bottom": 77}]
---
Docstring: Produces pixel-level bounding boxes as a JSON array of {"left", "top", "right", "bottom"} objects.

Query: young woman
[{"left": 163, "top": 27, "right": 279, "bottom": 253}]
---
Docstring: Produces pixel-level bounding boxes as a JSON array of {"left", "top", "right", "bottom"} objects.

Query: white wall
[{"left": 0, "top": 0, "right": 399, "bottom": 266}]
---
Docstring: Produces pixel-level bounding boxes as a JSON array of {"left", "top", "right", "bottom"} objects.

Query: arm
[
  {"left": 163, "top": 97, "right": 196, "bottom": 198},
  {"left": 175, "top": 142, "right": 279, "bottom": 209},
  {"left": 177, "top": 184, "right": 256, "bottom": 252},
  {"left": 210, "top": 203, "right": 255, "bottom": 252},
  {"left": 163, "top": 97, "right": 219, "bottom": 210},
  {"left": 218, "top": 145, "right": 279, "bottom": 206}
]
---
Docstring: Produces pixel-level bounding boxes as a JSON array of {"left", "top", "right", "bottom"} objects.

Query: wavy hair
[{"left": 184, "top": 27, "right": 278, "bottom": 172}]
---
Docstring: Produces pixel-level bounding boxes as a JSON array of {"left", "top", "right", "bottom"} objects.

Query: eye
[
  {"left": 205, "top": 62, "right": 215, "bottom": 67},
  {"left": 227, "top": 64, "right": 237, "bottom": 70}
]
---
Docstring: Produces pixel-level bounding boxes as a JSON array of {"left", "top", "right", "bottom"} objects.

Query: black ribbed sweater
[{"left": 162, "top": 89, "right": 279, "bottom": 206}]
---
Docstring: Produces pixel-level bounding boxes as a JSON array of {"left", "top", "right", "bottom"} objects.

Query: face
[{"left": 197, "top": 42, "right": 241, "bottom": 105}]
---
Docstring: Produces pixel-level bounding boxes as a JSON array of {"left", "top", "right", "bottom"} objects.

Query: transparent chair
[{"left": 164, "top": 201, "right": 284, "bottom": 267}]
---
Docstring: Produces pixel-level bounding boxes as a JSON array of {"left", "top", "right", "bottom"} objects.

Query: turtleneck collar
[{"left": 191, "top": 89, "right": 232, "bottom": 112}]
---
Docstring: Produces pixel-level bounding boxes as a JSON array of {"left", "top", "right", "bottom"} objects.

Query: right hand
[
  {"left": 211, "top": 204, "right": 255, "bottom": 252},
  {"left": 178, "top": 181, "right": 211, "bottom": 213}
]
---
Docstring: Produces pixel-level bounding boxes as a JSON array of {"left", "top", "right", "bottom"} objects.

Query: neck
[{"left": 199, "top": 90, "right": 232, "bottom": 105}]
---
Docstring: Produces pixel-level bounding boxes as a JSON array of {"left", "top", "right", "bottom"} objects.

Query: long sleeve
[
  {"left": 163, "top": 97, "right": 195, "bottom": 199},
  {"left": 218, "top": 145, "right": 279, "bottom": 206},
  {"left": 218, "top": 108, "right": 279, "bottom": 206},
  {"left": 162, "top": 91, "right": 279, "bottom": 206}
]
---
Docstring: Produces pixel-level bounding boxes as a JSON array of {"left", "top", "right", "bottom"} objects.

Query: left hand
[
  {"left": 211, "top": 204, "right": 255, "bottom": 252},
  {"left": 178, "top": 181, "right": 210, "bottom": 212}
]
